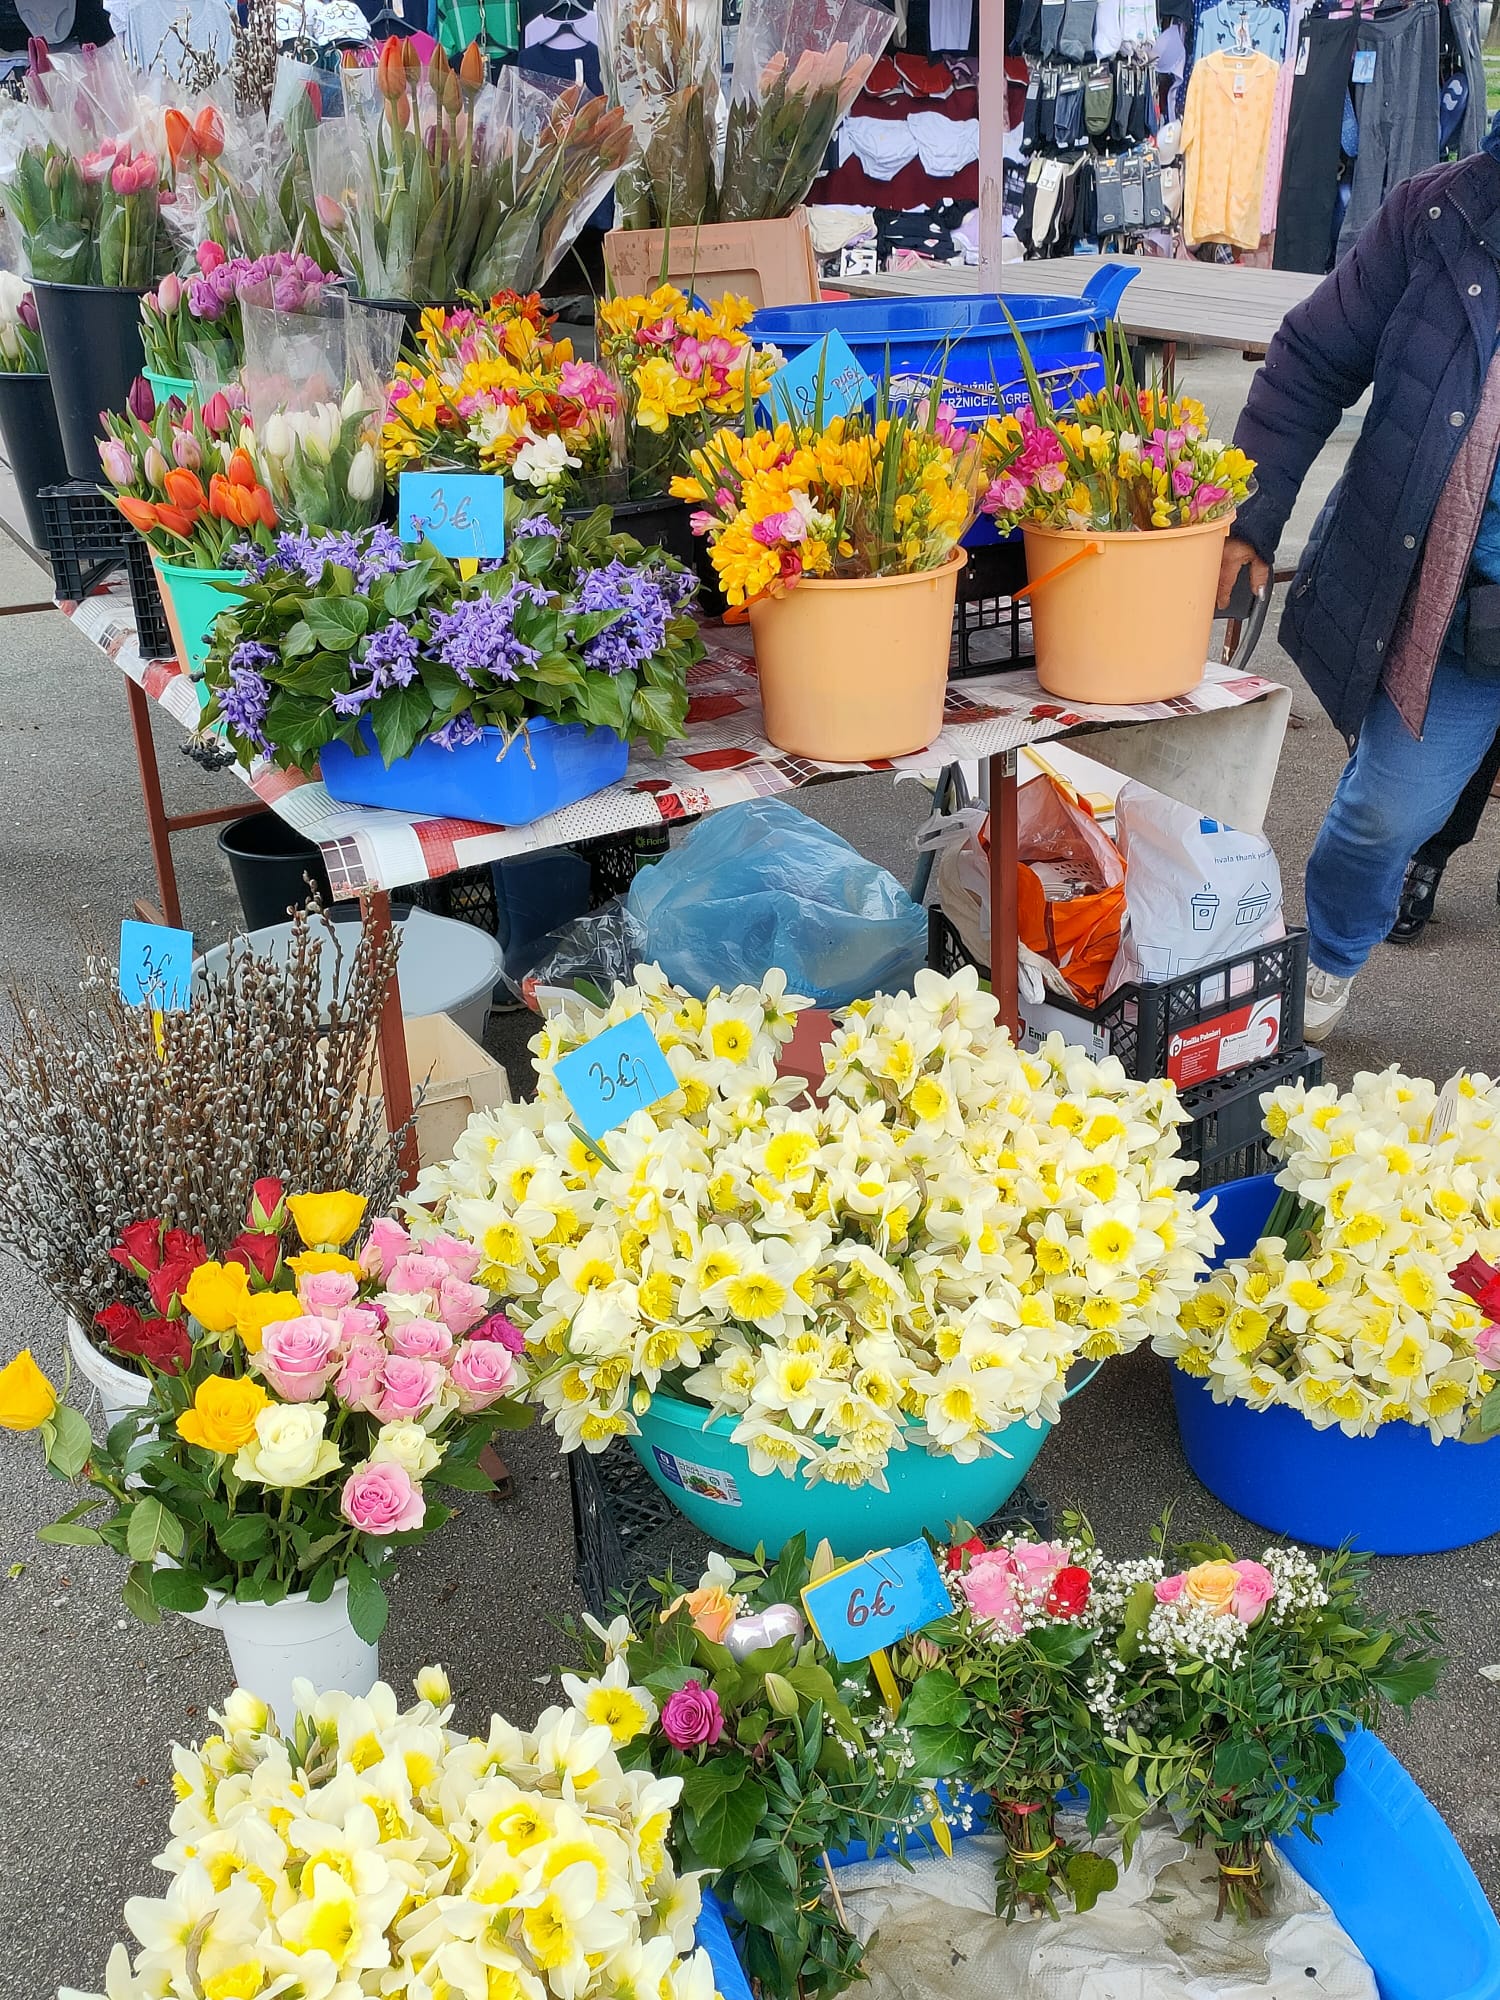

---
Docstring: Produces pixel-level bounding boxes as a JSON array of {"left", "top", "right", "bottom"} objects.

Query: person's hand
[{"left": 1217, "top": 537, "right": 1271, "bottom": 611}]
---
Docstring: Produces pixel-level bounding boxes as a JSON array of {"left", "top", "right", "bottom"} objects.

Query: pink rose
[
  {"left": 1009, "top": 1540, "right": 1071, "bottom": 1594},
  {"left": 336, "top": 1305, "right": 385, "bottom": 1345},
  {"left": 360, "top": 1215, "right": 412, "bottom": 1281},
  {"left": 1154, "top": 1573, "right": 1186, "bottom": 1604},
  {"left": 1230, "top": 1560, "right": 1277, "bottom": 1625},
  {"left": 957, "top": 1550, "right": 1025, "bottom": 1636},
  {"left": 470, "top": 1310, "right": 526, "bottom": 1354},
  {"left": 1476, "top": 1322, "right": 1500, "bottom": 1367},
  {"left": 256, "top": 1315, "right": 341, "bottom": 1401},
  {"left": 660, "top": 1680, "right": 724, "bottom": 1749},
  {"left": 340, "top": 1460, "right": 425, "bottom": 1535},
  {"left": 296, "top": 1269, "right": 360, "bottom": 1314},
  {"left": 389, "top": 1317, "right": 456, "bottom": 1364},
  {"left": 369, "top": 1354, "right": 446, "bottom": 1424},
  {"left": 425, "top": 1232, "right": 482, "bottom": 1284},
  {"left": 450, "top": 1339, "right": 517, "bottom": 1412},
  {"left": 435, "top": 1276, "right": 489, "bottom": 1335},
  {"left": 387, "top": 1252, "right": 452, "bottom": 1296},
  {"left": 333, "top": 1334, "right": 385, "bottom": 1409}
]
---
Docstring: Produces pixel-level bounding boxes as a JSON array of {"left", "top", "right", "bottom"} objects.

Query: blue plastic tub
[
  {"left": 751, "top": 265, "right": 1136, "bottom": 428},
  {"left": 1178, "top": 1175, "right": 1500, "bottom": 1554},
  {"left": 318, "top": 715, "right": 628, "bottom": 825}
]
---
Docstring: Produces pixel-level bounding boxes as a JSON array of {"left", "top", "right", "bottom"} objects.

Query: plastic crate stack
[
  {"left": 927, "top": 909, "right": 1323, "bottom": 1189},
  {"left": 39, "top": 481, "right": 173, "bottom": 660}
]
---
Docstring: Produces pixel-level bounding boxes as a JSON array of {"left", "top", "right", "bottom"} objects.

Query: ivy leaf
[
  {"left": 899, "top": 1669, "right": 967, "bottom": 1730},
  {"left": 382, "top": 561, "right": 435, "bottom": 620},
  {"left": 1371, "top": 1656, "right": 1444, "bottom": 1706},
  {"left": 1212, "top": 1738, "right": 1271, "bottom": 1790},
  {"left": 1065, "top": 1849, "right": 1118, "bottom": 1914},
  {"left": 681, "top": 1761, "right": 749, "bottom": 1813},
  {"left": 683, "top": 1771, "right": 764, "bottom": 1870},
  {"left": 345, "top": 1554, "right": 389, "bottom": 1644},
  {"left": 303, "top": 596, "right": 370, "bottom": 648},
  {"left": 282, "top": 618, "right": 319, "bottom": 661},
  {"left": 907, "top": 1722, "right": 971, "bottom": 1779},
  {"left": 631, "top": 678, "right": 689, "bottom": 752},
  {"left": 370, "top": 683, "right": 433, "bottom": 768},
  {"left": 733, "top": 1864, "right": 802, "bottom": 1940}
]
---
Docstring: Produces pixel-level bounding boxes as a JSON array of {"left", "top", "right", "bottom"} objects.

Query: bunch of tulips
[{"left": 99, "top": 377, "right": 277, "bottom": 566}]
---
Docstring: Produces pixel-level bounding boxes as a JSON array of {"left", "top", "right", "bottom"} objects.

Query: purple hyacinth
[
  {"left": 513, "top": 513, "right": 565, "bottom": 541},
  {"left": 427, "top": 583, "right": 547, "bottom": 687},
  {"left": 574, "top": 559, "right": 683, "bottom": 677},
  {"left": 331, "top": 620, "right": 421, "bottom": 716},
  {"left": 430, "top": 712, "right": 484, "bottom": 751},
  {"left": 219, "top": 656, "right": 274, "bottom": 751}
]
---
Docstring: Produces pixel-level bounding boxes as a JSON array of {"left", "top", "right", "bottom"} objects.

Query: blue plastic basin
[
  {"left": 1177, "top": 1175, "right": 1500, "bottom": 1554},
  {"left": 318, "top": 714, "right": 627, "bottom": 825}
]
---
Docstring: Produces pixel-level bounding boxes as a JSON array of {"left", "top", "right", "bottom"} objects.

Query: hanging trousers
[
  {"left": 1273, "top": 12, "right": 1358, "bottom": 273},
  {"left": 1336, "top": 0, "right": 1441, "bottom": 257}
]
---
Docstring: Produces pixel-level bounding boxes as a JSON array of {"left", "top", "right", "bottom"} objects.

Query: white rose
[
  {"left": 371, "top": 1419, "right": 442, "bottom": 1480},
  {"left": 234, "top": 1402, "right": 341, "bottom": 1488}
]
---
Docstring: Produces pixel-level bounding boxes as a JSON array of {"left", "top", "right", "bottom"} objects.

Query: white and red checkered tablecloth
[{"left": 71, "top": 587, "right": 1291, "bottom": 897}]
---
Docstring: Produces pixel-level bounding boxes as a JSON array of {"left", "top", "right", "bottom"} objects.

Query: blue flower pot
[
  {"left": 319, "top": 715, "right": 628, "bottom": 825},
  {"left": 1177, "top": 1174, "right": 1500, "bottom": 1554},
  {"left": 628, "top": 1375, "right": 1097, "bottom": 1559}
]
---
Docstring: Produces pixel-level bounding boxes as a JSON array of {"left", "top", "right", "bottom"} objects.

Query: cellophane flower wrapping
[
  {"left": 598, "top": 0, "right": 722, "bottom": 228},
  {"left": 158, "top": 81, "right": 331, "bottom": 265},
  {"left": 241, "top": 293, "right": 403, "bottom": 531},
  {"left": 0, "top": 269, "right": 45, "bottom": 370},
  {"left": 718, "top": 0, "right": 894, "bottom": 221}
]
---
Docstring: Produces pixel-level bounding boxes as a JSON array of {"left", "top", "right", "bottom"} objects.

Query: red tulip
[{"left": 376, "top": 35, "right": 406, "bottom": 99}]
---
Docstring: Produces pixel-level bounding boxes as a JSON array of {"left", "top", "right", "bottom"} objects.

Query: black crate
[
  {"left": 570, "top": 1441, "right": 1053, "bottom": 1617},
  {"left": 928, "top": 908, "right": 1308, "bottom": 1086},
  {"left": 124, "top": 536, "right": 174, "bottom": 661},
  {"left": 953, "top": 537, "right": 1035, "bottom": 679},
  {"left": 40, "top": 479, "right": 134, "bottom": 601},
  {"left": 574, "top": 825, "right": 671, "bottom": 910},
  {"left": 393, "top": 864, "right": 501, "bottom": 935},
  {"left": 1179, "top": 1046, "right": 1324, "bottom": 1189}
]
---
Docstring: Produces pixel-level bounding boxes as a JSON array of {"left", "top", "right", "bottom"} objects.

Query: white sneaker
[{"left": 1304, "top": 964, "right": 1353, "bottom": 1045}]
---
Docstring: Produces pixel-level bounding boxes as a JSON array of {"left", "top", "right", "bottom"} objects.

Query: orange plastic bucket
[
  {"left": 1020, "top": 514, "right": 1233, "bottom": 703},
  {"left": 748, "top": 550, "right": 964, "bottom": 762}
]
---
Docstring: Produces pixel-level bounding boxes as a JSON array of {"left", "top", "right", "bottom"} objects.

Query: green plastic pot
[
  {"left": 142, "top": 368, "right": 197, "bottom": 407},
  {"left": 152, "top": 559, "right": 248, "bottom": 700}
]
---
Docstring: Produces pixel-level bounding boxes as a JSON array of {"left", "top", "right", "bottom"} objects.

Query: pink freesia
[
  {"left": 360, "top": 1215, "right": 412, "bottom": 1280},
  {"left": 369, "top": 1354, "right": 446, "bottom": 1423},
  {"left": 1171, "top": 463, "right": 1195, "bottom": 498},
  {"left": 557, "top": 359, "right": 619, "bottom": 414},
  {"left": 1154, "top": 1573, "right": 1186, "bottom": 1603},
  {"left": 332, "top": 1334, "right": 385, "bottom": 1408},
  {"left": 297, "top": 1269, "right": 360, "bottom": 1314},
  {"left": 386, "top": 1251, "right": 452, "bottom": 1296},
  {"left": 752, "top": 509, "right": 807, "bottom": 548},
  {"left": 435, "top": 1276, "right": 489, "bottom": 1335},
  {"left": 450, "top": 1339, "right": 517, "bottom": 1412},
  {"left": 256, "top": 1315, "right": 342, "bottom": 1402},
  {"left": 469, "top": 1310, "right": 526, "bottom": 1354},
  {"left": 1230, "top": 1560, "right": 1277, "bottom": 1625},
  {"left": 341, "top": 1460, "right": 426, "bottom": 1535},
  {"left": 388, "top": 1317, "right": 456, "bottom": 1363}
]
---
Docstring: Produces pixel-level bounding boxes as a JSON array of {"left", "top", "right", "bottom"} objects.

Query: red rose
[
  {"left": 111, "top": 1314, "right": 191, "bottom": 1374},
  {"left": 1452, "top": 1254, "right": 1500, "bottom": 1320},
  {"left": 95, "top": 1302, "right": 144, "bottom": 1353},
  {"left": 1044, "top": 1565, "right": 1092, "bottom": 1619},
  {"left": 161, "top": 1228, "right": 209, "bottom": 1268},
  {"left": 248, "top": 1178, "right": 285, "bottom": 1230},
  {"left": 226, "top": 1229, "right": 280, "bottom": 1282},
  {"left": 147, "top": 1253, "right": 201, "bottom": 1317},
  {"left": 946, "top": 1535, "right": 986, "bottom": 1573},
  {"left": 110, "top": 1218, "right": 164, "bottom": 1274}
]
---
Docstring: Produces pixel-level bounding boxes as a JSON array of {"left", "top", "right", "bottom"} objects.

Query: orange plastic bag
[{"left": 1009, "top": 775, "right": 1126, "bottom": 1006}]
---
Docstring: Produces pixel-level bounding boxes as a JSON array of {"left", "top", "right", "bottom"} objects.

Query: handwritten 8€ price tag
[
  {"left": 763, "top": 330, "right": 876, "bottom": 427},
  {"left": 553, "top": 1012, "right": 680, "bottom": 1146},
  {"left": 800, "top": 1539, "right": 952, "bottom": 1664}
]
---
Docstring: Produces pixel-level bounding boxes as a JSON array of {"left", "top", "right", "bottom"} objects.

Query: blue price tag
[
  {"left": 553, "top": 1013, "right": 680, "bottom": 1144},
  {"left": 764, "top": 330, "right": 876, "bottom": 426},
  {"left": 1351, "top": 47, "right": 1375, "bottom": 82},
  {"left": 119, "top": 919, "right": 194, "bottom": 1011},
  {"left": 801, "top": 1539, "right": 952, "bottom": 1664},
  {"left": 398, "top": 472, "right": 506, "bottom": 559}
]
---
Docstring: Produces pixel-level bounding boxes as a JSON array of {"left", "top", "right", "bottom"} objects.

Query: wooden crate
[
  {"left": 406, "top": 1014, "right": 511, "bottom": 1169},
  {"left": 603, "top": 209, "right": 819, "bottom": 309}
]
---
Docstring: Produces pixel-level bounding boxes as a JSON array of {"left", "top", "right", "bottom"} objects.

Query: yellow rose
[
  {"left": 286, "top": 1250, "right": 364, "bottom": 1280},
  {"left": 287, "top": 1191, "right": 368, "bottom": 1250},
  {"left": 235, "top": 1291, "right": 301, "bottom": 1356},
  {"left": 180, "top": 1260, "right": 252, "bottom": 1335},
  {"left": 1182, "top": 1560, "right": 1241, "bottom": 1616},
  {"left": 176, "top": 1375, "right": 271, "bottom": 1455},
  {"left": 0, "top": 1349, "right": 57, "bottom": 1430},
  {"left": 662, "top": 1582, "right": 737, "bottom": 1645}
]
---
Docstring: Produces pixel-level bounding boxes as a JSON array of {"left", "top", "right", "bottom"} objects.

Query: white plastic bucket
[
  {"left": 215, "top": 1581, "right": 379, "bottom": 1728},
  {"left": 66, "top": 1313, "right": 149, "bottom": 1431}
]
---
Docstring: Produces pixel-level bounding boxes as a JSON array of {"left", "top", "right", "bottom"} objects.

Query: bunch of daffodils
[
  {"left": 411, "top": 966, "right": 1216, "bottom": 1489},
  {"left": 1156, "top": 1065, "right": 1500, "bottom": 1438},
  {"left": 62, "top": 1670, "right": 717, "bottom": 2000}
]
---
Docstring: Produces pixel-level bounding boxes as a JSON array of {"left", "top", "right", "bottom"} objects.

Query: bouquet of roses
[
  {"left": 99, "top": 378, "right": 279, "bottom": 567},
  {"left": 979, "top": 323, "right": 1254, "bottom": 535},
  {"left": 0, "top": 270, "right": 44, "bottom": 371},
  {"left": 201, "top": 503, "right": 700, "bottom": 771},
  {"left": 140, "top": 242, "right": 341, "bottom": 389},
  {"left": 567, "top": 1536, "right": 921, "bottom": 1999},
  {"left": 597, "top": 285, "right": 779, "bottom": 498},
  {"left": 64, "top": 1670, "right": 720, "bottom": 2000},
  {"left": 383, "top": 289, "right": 621, "bottom": 498},
  {"left": 0, "top": 1182, "right": 528, "bottom": 1639},
  {"left": 675, "top": 396, "right": 986, "bottom": 605}
]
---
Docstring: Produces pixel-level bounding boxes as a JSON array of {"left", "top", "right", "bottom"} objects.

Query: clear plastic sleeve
[{"left": 597, "top": 0, "right": 721, "bottom": 229}]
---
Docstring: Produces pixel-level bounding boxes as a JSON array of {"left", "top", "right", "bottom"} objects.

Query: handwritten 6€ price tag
[
  {"left": 119, "top": 919, "right": 194, "bottom": 1011},
  {"left": 800, "top": 1539, "right": 952, "bottom": 1664},
  {"left": 763, "top": 329, "right": 876, "bottom": 427},
  {"left": 398, "top": 471, "right": 507, "bottom": 559},
  {"left": 553, "top": 1013, "right": 680, "bottom": 1145}
]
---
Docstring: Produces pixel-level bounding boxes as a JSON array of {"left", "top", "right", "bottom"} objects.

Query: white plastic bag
[{"left": 1107, "top": 781, "right": 1284, "bottom": 996}]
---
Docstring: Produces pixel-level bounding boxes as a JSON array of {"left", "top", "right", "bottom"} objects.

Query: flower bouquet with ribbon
[
  {"left": 0, "top": 1184, "right": 529, "bottom": 1638},
  {"left": 598, "top": 0, "right": 721, "bottom": 228},
  {"left": 240, "top": 291, "right": 402, "bottom": 532},
  {"left": 98, "top": 378, "right": 279, "bottom": 566},
  {"left": 717, "top": 0, "right": 893, "bottom": 222},
  {"left": 0, "top": 271, "right": 44, "bottom": 370},
  {"left": 568, "top": 1535, "right": 920, "bottom": 1999},
  {"left": 382, "top": 289, "right": 622, "bottom": 499}
]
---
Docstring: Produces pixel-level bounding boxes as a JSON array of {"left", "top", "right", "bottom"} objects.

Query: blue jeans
[{"left": 1306, "top": 648, "right": 1500, "bottom": 977}]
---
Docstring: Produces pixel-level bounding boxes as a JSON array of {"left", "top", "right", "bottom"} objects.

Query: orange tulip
[
  {"left": 208, "top": 471, "right": 239, "bottom": 521},
  {"left": 153, "top": 504, "right": 197, "bottom": 539},
  {"left": 252, "top": 485, "right": 277, "bottom": 529},
  {"left": 163, "top": 466, "right": 206, "bottom": 513},
  {"left": 458, "top": 40, "right": 486, "bottom": 91},
  {"left": 375, "top": 35, "right": 406, "bottom": 99},
  {"left": 163, "top": 107, "right": 192, "bottom": 167},
  {"left": 193, "top": 106, "right": 224, "bottom": 162},
  {"left": 402, "top": 35, "right": 422, "bottom": 76},
  {"left": 226, "top": 446, "right": 256, "bottom": 490},
  {"left": 115, "top": 495, "right": 159, "bottom": 534}
]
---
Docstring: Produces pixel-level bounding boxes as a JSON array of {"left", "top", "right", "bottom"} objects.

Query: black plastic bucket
[
  {"left": 217, "top": 811, "right": 334, "bottom": 930},
  {"left": 0, "top": 370, "right": 70, "bottom": 546},
  {"left": 30, "top": 280, "right": 149, "bottom": 481}
]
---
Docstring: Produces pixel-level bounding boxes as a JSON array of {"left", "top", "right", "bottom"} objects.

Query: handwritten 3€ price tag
[
  {"left": 398, "top": 472, "right": 507, "bottom": 559},
  {"left": 800, "top": 1539, "right": 952, "bottom": 1664},
  {"left": 118, "top": 919, "right": 194, "bottom": 1011},
  {"left": 553, "top": 1013, "right": 680, "bottom": 1145},
  {"left": 763, "top": 330, "right": 876, "bottom": 427}
]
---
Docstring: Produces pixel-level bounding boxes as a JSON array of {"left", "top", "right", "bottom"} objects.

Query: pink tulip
[
  {"left": 156, "top": 271, "right": 182, "bottom": 313},
  {"left": 196, "top": 239, "right": 228, "bottom": 275},
  {"left": 170, "top": 429, "right": 200, "bottom": 471},
  {"left": 142, "top": 443, "right": 168, "bottom": 489},
  {"left": 98, "top": 438, "right": 134, "bottom": 487}
]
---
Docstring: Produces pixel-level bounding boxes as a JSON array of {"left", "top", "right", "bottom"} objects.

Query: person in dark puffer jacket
[{"left": 1221, "top": 115, "right": 1500, "bottom": 1045}]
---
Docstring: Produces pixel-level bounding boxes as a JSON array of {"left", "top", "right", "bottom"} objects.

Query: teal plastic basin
[{"left": 156, "top": 562, "right": 247, "bottom": 686}]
